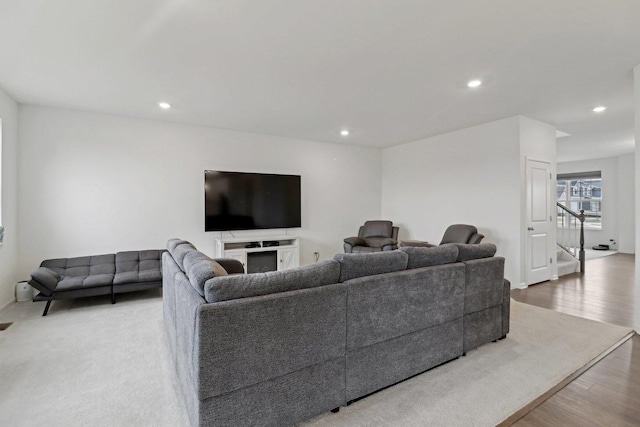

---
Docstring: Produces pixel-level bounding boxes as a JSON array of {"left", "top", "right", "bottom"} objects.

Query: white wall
[
  {"left": 557, "top": 156, "right": 626, "bottom": 251},
  {"left": 617, "top": 153, "right": 635, "bottom": 254},
  {"left": 0, "top": 86, "right": 19, "bottom": 310},
  {"left": 381, "top": 115, "right": 556, "bottom": 288},
  {"left": 382, "top": 116, "right": 523, "bottom": 285},
  {"left": 17, "top": 106, "right": 381, "bottom": 278}
]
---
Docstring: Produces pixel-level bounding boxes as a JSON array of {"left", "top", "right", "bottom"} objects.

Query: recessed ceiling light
[
  {"left": 158, "top": 102, "right": 171, "bottom": 109},
  {"left": 340, "top": 130, "right": 349, "bottom": 136},
  {"left": 592, "top": 106, "right": 607, "bottom": 113},
  {"left": 467, "top": 80, "right": 482, "bottom": 88}
]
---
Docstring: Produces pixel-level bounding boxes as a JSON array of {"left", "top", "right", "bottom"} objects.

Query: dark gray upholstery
[
  {"left": 400, "top": 245, "right": 459, "bottom": 269},
  {"left": 29, "top": 250, "right": 165, "bottom": 316},
  {"left": 333, "top": 251, "right": 408, "bottom": 282},
  {"left": 346, "top": 319, "right": 463, "bottom": 401},
  {"left": 440, "top": 224, "right": 485, "bottom": 245},
  {"left": 343, "top": 220, "right": 400, "bottom": 253},
  {"left": 182, "top": 250, "right": 228, "bottom": 296},
  {"left": 41, "top": 254, "right": 116, "bottom": 285},
  {"left": 444, "top": 243, "right": 497, "bottom": 262},
  {"left": 205, "top": 259, "right": 340, "bottom": 302},
  {"left": 165, "top": 241, "right": 347, "bottom": 427},
  {"left": 114, "top": 250, "right": 163, "bottom": 285},
  {"left": 197, "top": 285, "right": 347, "bottom": 399},
  {"left": 166, "top": 239, "right": 197, "bottom": 272},
  {"left": 343, "top": 263, "right": 465, "bottom": 401},
  {"left": 461, "top": 257, "right": 510, "bottom": 352},
  {"left": 164, "top": 238, "right": 510, "bottom": 426},
  {"left": 361, "top": 220, "right": 392, "bottom": 238},
  {"left": 345, "top": 264, "right": 465, "bottom": 349},
  {"left": 28, "top": 267, "right": 60, "bottom": 296}
]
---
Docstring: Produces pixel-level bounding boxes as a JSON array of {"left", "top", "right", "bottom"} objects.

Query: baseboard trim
[
  {"left": 498, "top": 330, "right": 636, "bottom": 426},
  {"left": 0, "top": 298, "right": 16, "bottom": 313}
]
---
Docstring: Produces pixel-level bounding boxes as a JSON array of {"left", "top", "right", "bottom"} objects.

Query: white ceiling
[{"left": 0, "top": 1, "right": 638, "bottom": 161}]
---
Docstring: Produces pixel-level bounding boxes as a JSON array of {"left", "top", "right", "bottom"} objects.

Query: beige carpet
[{"left": 0, "top": 294, "right": 633, "bottom": 427}]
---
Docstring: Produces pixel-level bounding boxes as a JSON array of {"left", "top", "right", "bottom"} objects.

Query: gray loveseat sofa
[
  {"left": 29, "top": 250, "right": 164, "bottom": 316},
  {"left": 164, "top": 239, "right": 509, "bottom": 426}
]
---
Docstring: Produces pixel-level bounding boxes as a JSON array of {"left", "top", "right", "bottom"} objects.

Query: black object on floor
[
  {"left": 592, "top": 244, "right": 610, "bottom": 251},
  {"left": 0, "top": 322, "right": 13, "bottom": 331}
]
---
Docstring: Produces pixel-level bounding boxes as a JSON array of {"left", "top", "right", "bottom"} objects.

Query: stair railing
[{"left": 556, "top": 202, "right": 585, "bottom": 273}]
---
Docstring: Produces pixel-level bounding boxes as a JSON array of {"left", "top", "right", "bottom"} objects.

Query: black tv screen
[{"left": 205, "top": 171, "right": 301, "bottom": 231}]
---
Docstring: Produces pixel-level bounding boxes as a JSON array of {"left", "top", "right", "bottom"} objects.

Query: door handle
[{"left": 527, "top": 227, "right": 534, "bottom": 231}]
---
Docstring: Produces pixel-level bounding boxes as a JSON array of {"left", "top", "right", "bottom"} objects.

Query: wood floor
[{"left": 511, "top": 253, "right": 640, "bottom": 426}]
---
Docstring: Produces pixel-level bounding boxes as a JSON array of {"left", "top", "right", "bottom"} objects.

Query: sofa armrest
[
  {"left": 214, "top": 258, "right": 245, "bottom": 275},
  {"left": 29, "top": 267, "right": 61, "bottom": 296},
  {"left": 468, "top": 233, "right": 485, "bottom": 244},
  {"left": 344, "top": 236, "right": 366, "bottom": 247}
]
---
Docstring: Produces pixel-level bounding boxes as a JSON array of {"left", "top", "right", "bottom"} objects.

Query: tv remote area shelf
[{"left": 214, "top": 236, "right": 300, "bottom": 274}]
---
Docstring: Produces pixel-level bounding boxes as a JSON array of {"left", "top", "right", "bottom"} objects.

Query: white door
[{"left": 526, "top": 159, "right": 552, "bottom": 285}]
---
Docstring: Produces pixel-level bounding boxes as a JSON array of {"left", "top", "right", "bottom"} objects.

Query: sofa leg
[
  {"left": 331, "top": 408, "right": 340, "bottom": 413},
  {"left": 42, "top": 300, "right": 52, "bottom": 317},
  {"left": 111, "top": 287, "right": 116, "bottom": 304}
]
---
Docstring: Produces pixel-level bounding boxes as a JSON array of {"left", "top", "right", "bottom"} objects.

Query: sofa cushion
[
  {"left": 204, "top": 259, "right": 340, "bottom": 303},
  {"left": 333, "top": 251, "right": 408, "bottom": 282},
  {"left": 363, "top": 237, "right": 396, "bottom": 248},
  {"left": 29, "top": 267, "right": 61, "bottom": 295},
  {"left": 183, "top": 250, "right": 228, "bottom": 296},
  {"left": 400, "top": 245, "right": 459, "bottom": 269},
  {"left": 361, "top": 221, "right": 393, "bottom": 238},
  {"left": 57, "top": 274, "right": 115, "bottom": 291},
  {"left": 444, "top": 243, "right": 497, "bottom": 261},
  {"left": 114, "top": 250, "right": 163, "bottom": 285},
  {"left": 166, "top": 240, "right": 196, "bottom": 272},
  {"left": 41, "top": 254, "right": 116, "bottom": 278}
]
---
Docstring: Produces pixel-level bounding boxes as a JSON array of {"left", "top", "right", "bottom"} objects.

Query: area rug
[{"left": 0, "top": 295, "right": 633, "bottom": 427}]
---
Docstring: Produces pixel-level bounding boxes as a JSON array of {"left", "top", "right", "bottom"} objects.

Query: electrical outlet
[{"left": 313, "top": 252, "right": 320, "bottom": 262}]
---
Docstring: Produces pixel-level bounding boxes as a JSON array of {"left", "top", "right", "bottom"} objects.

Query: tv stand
[{"left": 214, "top": 236, "right": 300, "bottom": 273}]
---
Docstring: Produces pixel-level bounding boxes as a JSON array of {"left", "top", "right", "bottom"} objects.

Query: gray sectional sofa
[
  {"left": 164, "top": 238, "right": 509, "bottom": 427},
  {"left": 28, "top": 250, "right": 164, "bottom": 316}
]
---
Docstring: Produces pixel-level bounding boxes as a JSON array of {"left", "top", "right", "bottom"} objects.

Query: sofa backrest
[
  {"left": 204, "top": 259, "right": 341, "bottom": 303},
  {"left": 399, "top": 245, "right": 459, "bottom": 269},
  {"left": 113, "top": 250, "right": 164, "bottom": 286},
  {"left": 41, "top": 254, "right": 116, "bottom": 278},
  {"left": 359, "top": 220, "right": 393, "bottom": 238},
  {"left": 462, "top": 256, "right": 506, "bottom": 315},
  {"left": 195, "top": 283, "right": 347, "bottom": 400},
  {"left": 182, "top": 250, "right": 228, "bottom": 297},
  {"left": 333, "top": 251, "right": 408, "bottom": 282},
  {"left": 343, "top": 263, "right": 466, "bottom": 350},
  {"left": 166, "top": 238, "right": 197, "bottom": 272},
  {"left": 442, "top": 243, "right": 497, "bottom": 262},
  {"left": 115, "top": 250, "right": 164, "bottom": 273}
]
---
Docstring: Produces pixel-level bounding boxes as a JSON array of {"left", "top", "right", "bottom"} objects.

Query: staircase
[
  {"left": 556, "top": 202, "right": 585, "bottom": 276},
  {"left": 557, "top": 246, "right": 580, "bottom": 276}
]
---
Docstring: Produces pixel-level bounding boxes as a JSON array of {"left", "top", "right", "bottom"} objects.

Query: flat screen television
[{"left": 205, "top": 170, "right": 301, "bottom": 231}]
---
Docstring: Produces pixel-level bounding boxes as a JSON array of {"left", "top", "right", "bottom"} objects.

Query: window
[{"left": 557, "top": 171, "right": 602, "bottom": 230}]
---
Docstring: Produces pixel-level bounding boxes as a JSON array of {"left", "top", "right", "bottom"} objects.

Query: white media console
[{"left": 214, "top": 236, "right": 300, "bottom": 274}]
